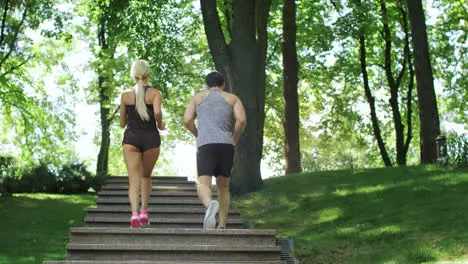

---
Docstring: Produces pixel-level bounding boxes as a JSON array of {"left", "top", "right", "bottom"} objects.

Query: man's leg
[
  {"left": 216, "top": 176, "right": 229, "bottom": 228},
  {"left": 198, "top": 175, "right": 219, "bottom": 229},
  {"left": 197, "top": 175, "right": 212, "bottom": 207}
]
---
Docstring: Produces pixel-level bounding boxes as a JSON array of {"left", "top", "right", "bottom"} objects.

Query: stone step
[
  {"left": 98, "top": 191, "right": 215, "bottom": 198},
  {"left": 66, "top": 244, "right": 281, "bottom": 262},
  {"left": 104, "top": 181, "right": 196, "bottom": 187},
  {"left": 84, "top": 217, "right": 246, "bottom": 229},
  {"left": 86, "top": 207, "right": 241, "bottom": 219},
  {"left": 96, "top": 198, "right": 204, "bottom": 210},
  {"left": 45, "top": 261, "right": 285, "bottom": 264},
  {"left": 69, "top": 227, "right": 276, "bottom": 247},
  {"left": 107, "top": 176, "right": 189, "bottom": 181},
  {"left": 101, "top": 186, "right": 197, "bottom": 192}
]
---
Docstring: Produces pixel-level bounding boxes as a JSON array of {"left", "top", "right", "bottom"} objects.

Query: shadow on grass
[
  {"left": 0, "top": 193, "right": 96, "bottom": 264},
  {"left": 236, "top": 166, "right": 468, "bottom": 264}
]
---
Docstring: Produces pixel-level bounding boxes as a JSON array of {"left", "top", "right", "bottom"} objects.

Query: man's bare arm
[
  {"left": 152, "top": 89, "right": 165, "bottom": 130},
  {"left": 184, "top": 96, "right": 198, "bottom": 137},
  {"left": 233, "top": 97, "right": 246, "bottom": 145}
]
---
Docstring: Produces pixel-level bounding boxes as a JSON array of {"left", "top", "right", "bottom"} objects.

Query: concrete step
[
  {"left": 101, "top": 186, "right": 197, "bottom": 192},
  {"left": 66, "top": 244, "right": 281, "bottom": 262},
  {"left": 84, "top": 217, "right": 246, "bottom": 229},
  {"left": 45, "top": 261, "right": 285, "bottom": 264},
  {"left": 104, "top": 181, "right": 196, "bottom": 188},
  {"left": 107, "top": 176, "right": 189, "bottom": 181},
  {"left": 86, "top": 207, "right": 241, "bottom": 219},
  {"left": 69, "top": 227, "right": 276, "bottom": 247},
  {"left": 96, "top": 198, "right": 204, "bottom": 210},
  {"left": 98, "top": 190, "right": 215, "bottom": 198}
]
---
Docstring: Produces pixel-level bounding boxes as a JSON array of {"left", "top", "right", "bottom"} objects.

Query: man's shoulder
[{"left": 221, "top": 91, "right": 239, "bottom": 104}]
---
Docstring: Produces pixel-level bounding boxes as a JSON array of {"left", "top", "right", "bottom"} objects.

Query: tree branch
[
  {"left": 458, "top": 0, "right": 467, "bottom": 16},
  {"left": 266, "top": 38, "right": 280, "bottom": 65},
  {"left": 0, "top": 6, "right": 28, "bottom": 69},
  {"left": 108, "top": 105, "right": 120, "bottom": 122},
  {"left": 330, "top": 0, "right": 344, "bottom": 17},
  {"left": 0, "top": 0, "right": 10, "bottom": 48},
  {"left": 0, "top": 57, "right": 32, "bottom": 79},
  {"left": 223, "top": 0, "right": 232, "bottom": 41},
  {"left": 200, "top": 0, "right": 232, "bottom": 90}
]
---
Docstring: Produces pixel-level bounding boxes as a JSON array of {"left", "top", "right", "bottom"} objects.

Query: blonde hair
[{"left": 130, "top": 59, "right": 150, "bottom": 121}]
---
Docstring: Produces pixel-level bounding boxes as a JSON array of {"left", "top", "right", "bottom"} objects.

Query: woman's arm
[{"left": 119, "top": 93, "right": 127, "bottom": 128}]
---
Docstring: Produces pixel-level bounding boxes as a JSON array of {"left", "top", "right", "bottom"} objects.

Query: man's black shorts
[{"left": 197, "top": 143, "right": 234, "bottom": 177}]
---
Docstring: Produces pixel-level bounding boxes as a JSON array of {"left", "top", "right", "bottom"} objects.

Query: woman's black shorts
[{"left": 122, "top": 129, "right": 161, "bottom": 152}]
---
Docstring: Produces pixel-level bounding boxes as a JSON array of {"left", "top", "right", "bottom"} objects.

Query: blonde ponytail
[
  {"left": 130, "top": 59, "right": 150, "bottom": 121},
  {"left": 134, "top": 79, "right": 150, "bottom": 121}
]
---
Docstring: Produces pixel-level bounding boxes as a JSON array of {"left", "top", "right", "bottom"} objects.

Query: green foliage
[
  {"left": 431, "top": 0, "right": 467, "bottom": 125},
  {"left": 0, "top": 0, "right": 79, "bottom": 167},
  {"left": 235, "top": 166, "right": 468, "bottom": 263}
]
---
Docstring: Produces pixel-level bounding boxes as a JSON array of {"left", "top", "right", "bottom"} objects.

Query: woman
[{"left": 120, "top": 59, "right": 165, "bottom": 228}]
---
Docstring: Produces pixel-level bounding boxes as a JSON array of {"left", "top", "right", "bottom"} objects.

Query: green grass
[
  {"left": 0, "top": 193, "right": 96, "bottom": 264},
  {"left": 235, "top": 165, "right": 468, "bottom": 264}
]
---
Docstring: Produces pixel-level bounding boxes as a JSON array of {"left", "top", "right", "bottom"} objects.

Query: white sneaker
[{"left": 203, "top": 200, "right": 219, "bottom": 229}]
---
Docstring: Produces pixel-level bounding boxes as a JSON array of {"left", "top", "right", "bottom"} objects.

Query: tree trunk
[
  {"left": 96, "top": 21, "right": 112, "bottom": 177},
  {"left": 380, "top": 0, "right": 407, "bottom": 166},
  {"left": 407, "top": 0, "right": 441, "bottom": 163},
  {"left": 282, "top": 0, "right": 301, "bottom": 174},
  {"left": 356, "top": 0, "right": 392, "bottom": 167},
  {"left": 200, "top": 0, "right": 272, "bottom": 195}
]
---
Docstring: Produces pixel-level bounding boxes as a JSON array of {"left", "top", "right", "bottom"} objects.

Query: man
[{"left": 184, "top": 71, "right": 246, "bottom": 229}]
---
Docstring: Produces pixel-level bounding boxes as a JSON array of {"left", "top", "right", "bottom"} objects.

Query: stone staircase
[{"left": 44, "top": 176, "right": 286, "bottom": 264}]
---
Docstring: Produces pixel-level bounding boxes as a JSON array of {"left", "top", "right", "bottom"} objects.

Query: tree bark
[
  {"left": 282, "top": 0, "right": 301, "bottom": 174},
  {"left": 200, "top": 0, "right": 272, "bottom": 195},
  {"left": 96, "top": 20, "right": 112, "bottom": 177},
  {"left": 400, "top": 4, "right": 414, "bottom": 157},
  {"left": 380, "top": 0, "right": 407, "bottom": 165},
  {"left": 356, "top": 0, "right": 392, "bottom": 167},
  {"left": 407, "top": 0, "right": 441, "bottom": 163}
]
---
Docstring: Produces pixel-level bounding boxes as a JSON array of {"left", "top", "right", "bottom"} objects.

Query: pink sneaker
[
  {"left": 139, "top": 210, "right": 150, "bottom": 226},
  {"left": 130, "top": 213, "right": 141, "bottom": 229}
]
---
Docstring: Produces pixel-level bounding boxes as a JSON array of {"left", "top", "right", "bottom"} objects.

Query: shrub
[
  {"left": 447, "top": 133, "right": 468, "bottom": 168},
  {"left": 57, "top": 163, "right": 93, "bottom": 194},
  {"left": 15, "top": 163, "right": 58, "bottom": 193}
]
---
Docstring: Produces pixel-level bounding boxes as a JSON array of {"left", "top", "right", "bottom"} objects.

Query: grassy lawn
[
  {"left": 0, "top": 193, "right": 96, "bottom": 264},
  {"left": 235, "top": 165, "right": 468, "bottom": 264}
]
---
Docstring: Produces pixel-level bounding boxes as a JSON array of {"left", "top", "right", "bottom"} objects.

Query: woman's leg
[
  {"left": 141, "top": 147, "right": 160, "bottom": 210},
  {"left": 123, "top": 144, "right": 143, "bottom": 213}
]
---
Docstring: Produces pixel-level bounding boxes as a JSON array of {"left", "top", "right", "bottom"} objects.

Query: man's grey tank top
[{"left": 196, "top": 90, "right": 234, "bottom": 148}]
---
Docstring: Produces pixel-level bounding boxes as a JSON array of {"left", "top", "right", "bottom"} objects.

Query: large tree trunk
[
  {"left": 282, "top": 0, "right": 301, "bottom": 174},
  {"left": 200, "top": 0, "right": 272, "bottom": 195},
  {"left": 96, "top": 21, "right": 112, "bottom": 176},
  {"left": 379, "top": 0, "right": 407, "bottom": 166},
  {"left": 356, "top": 0, "right": 392, "bottom": 167},
  {"left": 407, "top": 0, "right": 441, "bottom": 163}
]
